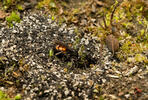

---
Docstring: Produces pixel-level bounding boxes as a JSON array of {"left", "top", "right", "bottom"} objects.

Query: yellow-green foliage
[
  {"left": 0, "top": 90, "right": 10, "bottom": 100},
  {"left": 106, "top": 0, "right": 148, "bottom": 62},
  {"left": 2, "top": 0, "right": 21, "bottom": 10},
  {"left": 118, "top": 38, "right": 147, "bottom": 61},
  {"left": 121, "top": 41, "right": 132, "bottom": 54},
  {"left": 0, "top": 90, "right": 22, "bottom": 100},
  {"left": 37, "top": 0, "right": 58, "bottom": 16},
  {"left": 97, "top": 0, "right": 148, "bottom": 62},
  {"left": 137, "top": 27, "right": 148, "bottom": 43},
  {"left": 135, "top": 54, "right": 147, "bottom": 63},
  {"left": 127, "top": 53, "right": 148, "bottom": 63},
  {"left": 6, "top": 11, "right": 20, "bottom": 26},
  {"left": 2, "top": 0, "right": 13, "bottom": 10},
  {"left": 14, "top": 94, "right": 21, "bottom": 100},
  {"left": 49, "top": 49, "right": 54, "bottom": 57},
  {"left": 37, "top": 0, "right": 57, "bottom": 10},
  {"left": 16, "top": 5, "right": 23, "bottom": 11},
  {"left": 96, "top": 0, "right": 148, "bottom": 62}
]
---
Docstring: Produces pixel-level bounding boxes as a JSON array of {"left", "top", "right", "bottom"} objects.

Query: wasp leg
[{"left": 55, "top": 51, "right": 63, "bottom": 56}]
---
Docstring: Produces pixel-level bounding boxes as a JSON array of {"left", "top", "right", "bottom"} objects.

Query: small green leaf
[
  {"left": 17, "top": 5, "right": 23, "bottom": 11},
  {"left": 49, "top": 49, "right": 54, "bottom": 57},
  {"left": 140, "top": 29, "right": 145, "bottom": 36},
  {"left": 67, "top": 62, "right": 72, "bottom": 67},
  {"left": 49, "top": 2, "right": 56, "bottom": 8},
  {"left": 15, "top": 94, "right": 21, "bottom": 100},
  {"left": 51, "top": 16, "right": 54, "bottom": 20},
  {"left": 5, "top": 0, "right": 12, "bottom": 5}
]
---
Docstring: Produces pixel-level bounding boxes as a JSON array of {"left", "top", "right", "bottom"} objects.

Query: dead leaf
[
  {"left": 59, "top": 6, "right": 63, "bottom": 15},
  {"left": 12, "top": 71, "right": 21, "bottom": 78},
  {"left": 105, "top": 34, "right": 119, "bottom": 55},
  {"left": 0, "top": 10, "right": 9, "bottom": 19},
  {"left": 94, "top": 0, "right": 108, "bottom": 7}
]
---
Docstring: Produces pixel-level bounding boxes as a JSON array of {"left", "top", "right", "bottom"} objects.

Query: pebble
[
  {"left": 64, "top": 88, "right": 69, "bottom": 96},
  {"left": 125, "top": 66, "right": 139, "bottom": 76}
]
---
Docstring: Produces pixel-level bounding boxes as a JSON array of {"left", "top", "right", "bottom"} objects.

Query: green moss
[
  {"left": 127, "top": 54, "right": 147, "bottom": 63},
  {"left": 14, "top": 94, "right": 21, "bottom": 100},
  {"left": 121, "top": 41, "right": 132, "bottom": 53},
  {"left": 2, "top": 0, "right": 22, "bottom": 11},
  {"left": 117, "top": 41, "right": 133, "bottom": 61},
  {"left": 67, "top": 62, "right": 73, "bottom": 67},
  {"left": 0, "top": 90, "right": 21, "bottom": 100},
  {"left": 3, "top": 0, "right": 13, "bottom": 10},
  {"left": 99, "top": 95, "right": 104, "bottom": 100},
  {"left": 37, "top": 0, "right": 57, "bottom": 11},
  {"left": 135, "top": 54, "right": 147, "bottom": 63},
  {"left": 49, "top": 1, "right": 56, "bottom": 9},
  {"left": 0, "top": 90, "right": 10, "bottom": 100},
  {"left": 137, "top": 29, "right": 148, "bottom": 43},
  {"left": 51, "top": 16, "right": 55, "bottom": 20},
  {"left": 6, "top": 11, "right": 20, "bottom": 26},
  {"left": 16, "top": 5, "right": 23, "bottom": 11}
]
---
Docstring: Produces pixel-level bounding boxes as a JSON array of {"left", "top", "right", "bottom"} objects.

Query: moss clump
[
  {"left": 37, "top": 0, "right": 57, "bottom": 11},
  {"left": 135, "top": 54, "right": 147, "bottom": 63},
  {"left": 0, "top": 90, "right": 10, "bottom": 100},
  {"left": 2, "top": 0, "right": 23, "bottom": 11},
  {"left": 0, "top": 90, "right": 21, "bottom": 100},
  {"left": 14, "top": 94, "right": 21, "bottom": 100},
  {"left": 6, "top": 11, "right": 20, "bottom": 26}
]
